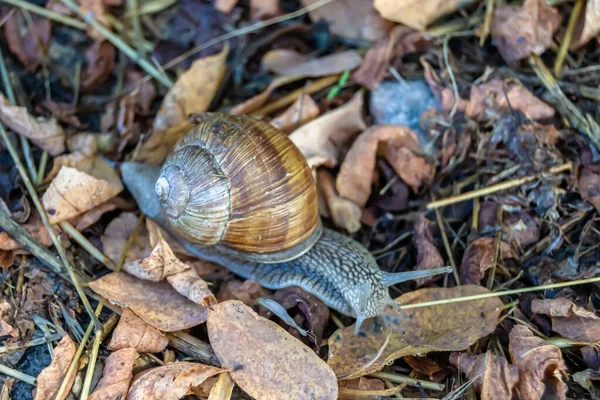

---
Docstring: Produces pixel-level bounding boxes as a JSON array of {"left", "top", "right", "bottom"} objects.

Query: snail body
[{"left": 122, "top": 113, "right": 451, "bottom": 330}]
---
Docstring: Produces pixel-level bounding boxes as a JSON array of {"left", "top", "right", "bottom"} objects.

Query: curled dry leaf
[
  {"left": 531, "top": 297, "right": 600, "bottom": 343},
  {"left": 412, "top": 215, "right": 444, "bottom": 287},
  {"left": 167, "top": 268, "right": 217, "bottom": 307},
  {"left": 102, "top": 212, "right": 152, "bottom": 265},
  {"left": 217, "top": 279, "right": 270, "bottom": 307},
  {"left": 128, "top": 362, "right": 224, "bottom": 400},
  {"left": 289, "top": 90, "right": 366, "bottom": 168},
  {"left": 229, "top": 76, "right": 299, "bottom": 115},
  {"left": 336, "top": 125, "right": 433, "bottom": 206},
  {"left": 467, "top": 79, "right": 555, "bottom": 121},
  {"left": 137, "top": 46, "right": 228, "bottom": 165},
  {"left": 262, "top": 49, "right": 362, "bottom": 77},
  {"left": 509, "top": 325, "right": 567, "bottom": 400},
  {"left": 34, "top": 335, "right": 77, "bottom": 400},
  {"left": 491, "top": 0, "right": 561, "bottom": 63},
  {"left": 450, "top": 351, "right": 519, "bottom": 400},
  {"left": 578, "top": 167, "right": 600, "bottom": 214},
  {"left": 82, "top": 40, "right": 116, "bottom": 91},
  {"left": 374, "top": 0, "right": 476, "bottom": 30},
  {"left": 0, "top": 301, "right": 18, "bottom": 341},
  {"left": 207, "top": 300, "right": 338, "bottom": 400},
  {"left": 270, "top": 94, "right": 320, "bottom": 133},
  {"left": 3, "top": 12, "right": 51, "bottom": 72},
  {"left": 89, "top": 272, "right": 207, "bottom": 331},
  {"left": 0, "top": 94, "right": 65, "bottom": 155},
  {"left": 570, "top": 0, "right": 600, "bottom": 49},
  {"left": 301, "top": 0, "right": 392, "bottom": 42},
  {"left": 460, "top": 237, "right": 517, "bottom": 285},
  {"left": 107, "top": 308, "right": 168, "bottom": 353},
  {"left": 41, "top": 166, "right": 123, "bottom": 224},
  {"left": 327, "top": 285, "right": 503, "bottom": 379},
  {"left": 317, "top": 168, "right": 362, "bottom": 233},
  {"left": 88, "top": 347, "right": 137, "bottom": 400}
]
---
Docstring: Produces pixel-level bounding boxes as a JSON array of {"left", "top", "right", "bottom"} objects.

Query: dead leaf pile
[
  {"left": 3, "top": 12, "right": 51, "bottom": 72},
  {"left": 531, "top": 297, "right": 600, "bottom": 343},
  {"left": 450, "top": 352, "right": 519, "bottom": 399}
]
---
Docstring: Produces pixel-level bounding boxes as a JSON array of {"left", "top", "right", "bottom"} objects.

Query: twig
[
  {"left": 80, "top": 329, "right": 104, "bottom": 400},
  {"left": 0, "top": 364, "right": 36, "bottom": 386},
  {"left": 554, "top": 0, "right": 584, "bottom": 76},
  {"left": 426, "top": 162, "right": 572, "bottom": 209},
  {"left": 478, "top": 0, "right": 494, "bottom": 46},
  {"left": 443, "top": 36, "right": 460, "bottom": 118},
  {"left": 59, "top": 221, "right": 117, "bottom": 270},
  {"left": 432, "top": 196, "right": 459, "bottom": 284},
  {"left": 369, "top": 371, "right": 444, "bottom": 391},
  {"left": 36, "top": 150, "right": 48, "bottom": 185},
  {"left": 0, "top": 0, "right": 86, "bottom": 29},
  {"left": 58, "top": 0, "right": 172, "bottom": 88}
]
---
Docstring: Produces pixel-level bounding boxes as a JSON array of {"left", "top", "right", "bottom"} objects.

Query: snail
[{"left": 122, "top": 113, "right": 451, "bottom": 332}]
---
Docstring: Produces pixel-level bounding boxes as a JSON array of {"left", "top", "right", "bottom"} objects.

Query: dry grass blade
[{"left": 0, "top": 0, "right": 86, "bottom": 29}]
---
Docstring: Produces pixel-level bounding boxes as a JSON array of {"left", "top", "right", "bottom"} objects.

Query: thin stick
[
  {"left": 36, "top": 150, "right": 48, "bottom": 185},
  {"left": 80, "top": 329, "right": 104, "bottom": 400},
  {"left": 478, "top": 0, "right": 494, "bottom": 45},
  {"left": 400, "top": 275, "right": 600, "bottom": 310},
  {"left": 0, "top": 121, "right": 101, "bottom": 329},
  {"left": 426, "top": 162, "right": 572, "bottom": 209},
  {"left": 60, "top": 221, "right": 117, "bottom": 270},
  {"left": 0, "top": 364, "right": 36, "bottom": 386},
  {"left": 58, "top": 0, "right": 172, "bottom": 88},
  {"left": 554, "top": 0, "right": 584, "bottom": 76},
  {"left": 432, "top": 199, "right": 459, "bottom": 284},
  {"left": 369, "top": 371, "right": 444, "bottom": 391},
  {"left": 0, "top": 0, "right": 86, "bottom": 29}
]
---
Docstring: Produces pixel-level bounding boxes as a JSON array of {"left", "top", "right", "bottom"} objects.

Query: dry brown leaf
[
  {"left": 214, "top": 0, "right": 237, "bottom": 14},
  {"left": 45, "top": 152, "right": 122, "bottom": 185},
  {"left": 249, "top": 0, "right": 280, "bottom": 20},
  {"left": 167, "top": 268, "right": 217, "bottom": 307},
  {"left": 217, "top": 279, "right": 270, "bottom": 307},
  {"left": 460, "top": 237, "right": 518, "bottom": 285},
  {"left": 570, "top": 0, "right": 600, "bottom": 49},
  {"left": 137, "top": 46, "right": 228, "bottom": 165},
  {"left": 88, "top": 347, "right": 137, "bottom": 400},
  {"left": 41, "top": 166, "right": 123, "bottom": 224},
  {"left": 374, "top": 0, "right": 476, "bottom": 30},
  {"left": 579, "top": 167, "right": 600, "bottom": 214},
  {"left": 66, "top": 133, "right": 98, "bottom": 155},
  {"left": 34, "top": 335, "right": 77, "bottom": 400},
  {"left": 450, "top": 352, "right": 519, "bottom": 400},
  {"left": 422, "top": 60, "right": 468, "bottom": 114},
  {"left": 3, "top": 12, "right": 51, "bottom": 72},
  {"left": 262, "top": 49, "right": 362, "bottom": 77},
  {"left": 531, "top": 297, "right": 600, "bottom": 343},
  {"left": 403, "top": 355, "right": 443, "bottom": 379},
  {"left": 0, "top": 301, "right": 18, "bottom": 341},
  {"left": 289, "top": 91, "right": 366, "bottom": 168},
  {"left": 69, "top": 201, "right": 118, "bottom": 232},
  {"left": 128, "top": 362, "right": 224, "bottom": 400},
  {"left": 301, "top": 0, "right": 392, "bottom": 42},
  {"left": 102, "top": 212, "right": 152, "bottom": 265},
  {"left": 0, "top": 210, "right": 53, "bottom": 251},
  {"left": 89, "top": 272, "right": 207, "bottom": 331},
  {"left": 317, "top": 168, "right": 362, "bottom": 233},
  {"left": 207, "top": 372, "right": 235, "bottom": 400},
  {"left": 336, "top": 125, "right": 433, "bottom": 206},
  {"left": 490, "top": 0, "right": 561, "bottom": 63},
  {"left": 207, "top": 300, "right": 338, "bottom": 400},
  {"left": 412, "top": 215, "right": 444, "bottom": 287},
  {"left": 229, "top": 76, "right": 299, "bottom": 115},
  {"left": 0, "top": 94, "right": 65, "bottom": 155},
  {"left": 82, "top": 40, "right": 116, "bottom": 91},
  {"left": 107, "top": 308, "right": 168, "bottom": 353},
  {"left": 36, "top": 100, "right": 83, "bottom": 128},
  {"left": 327, "top": 285, "right": 503, "bottom": 379},
  {"left": 467, "top": 79, "right": 555, "bottom": 121},
  {"left": 509, "top": 325, "right": 567, "bottom": 400},
  {"left": 270, "top": 94, "right": 320, "bottom": 133}
]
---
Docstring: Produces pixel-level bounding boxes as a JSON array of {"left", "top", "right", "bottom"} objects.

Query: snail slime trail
[{"left": 121, "top": 113, "right": 452, "bottom": 333}]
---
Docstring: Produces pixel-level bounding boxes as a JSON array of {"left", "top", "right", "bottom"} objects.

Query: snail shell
[{"left": 155, "top": 113, "right": 322, "bottom": 263}]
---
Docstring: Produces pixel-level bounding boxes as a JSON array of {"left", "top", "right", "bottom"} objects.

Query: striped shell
[{"left": 155, "top": 113, "right": 322, "bottom": 263}]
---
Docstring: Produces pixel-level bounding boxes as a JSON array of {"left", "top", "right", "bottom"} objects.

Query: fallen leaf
[
  {"left": 467, "top": 79, "right": 555, "bottom": 121},
  {"left": 41, "top": 166, "right": 123, "bottom": 224},
  {"left": 167, "top": 269, "right": 217, "bottom": 307},
  {"left": 217, "top": 279, "right": 270, "bottom": 307},
  {"left": 0, "top": 94, "right": 65, "bottom": 155},
  {"left": 404, "top": 355, "right": 443, "bottom": 379},
  {"left": 0, "top": 301, "right": 18, "bottom": 341},
  {"left": 336, "top": 125, "right": 433, "bottom": 206},
  {"left": 88, "top": 347, "right": 137, "bottom": 400},
  {"left": 123, "top": 70, "right": 157, "bottom": 116},
  {"left": 581, "top": 345, "right": 600, "bottom": 370},
  {"left": 327, "top": 285, "right": 503, "bottom": 379},
  {"left": 374, "top": 0, "right": 476, "bottom": 30},
  {"left": 89, "top": 272, "right": 207, "bottom": 331},
  {"left": 502, "top": 210, "right": 541, "bottom": 250},
  {"left": 249, "top": 0, "right": 280, "bottom": 20},
  {"left": 412, "top": 215, "right": 444, "bottom": 287},
  {"left": 137, "top": 46, "right": 228, "bottom": 165},
  {"left": 107, "top": 308, "right": 168, "bottom": 353},
  {"left": 66, "top": 133, "right": 98, "bottom": 155},
  {"left": 128, "top": 362, "right": 224, "bottom": 400},
  {"left": 36, "top": 101, "right": 83, "bottom": 128},
  {"left": 69, "top": 201, "right": 118, "bottom": 231},
  {"left": 460, "top": 237, "right": 517, "bottom": 285},
  {"left": 214, "top": 0, "right": 237, "bottom": 14},
  {"left": 207, "top": 300, "right": 338, "bottom": 400},
  {"left": 102, "top": 212, "right": 152, "bottom": 265},
  {"left": 422, "top": 60, "right": 468, "bottom": 114},
  {"left": 44, "top": 152, "right": 122, "bottom": 184},
  {"left": 490, "top": 0, "right": 561, "bottom": 63},
  {"left": 450, "top": 352, "right": 519, "bottom": 400},
  {"left": 270, "top": 94, "right": 320, "bottom": 133},
  {"left": 0, "top": 210, "right": 53, "bottom": 251},
  {"left": 353, "top": 26, "right": 430, "bottom": 90},
  {"left": 3, "top": 12, "right": 51, "bottom": 72},
  {"left": 289, "top": 90, "right": 366, "bottom": 168},
  {"left": 579, "top": 167, "right": 600, "bottom": 214},
  {"left": 229, "top": 76, "right": 299, "bottom": 115},
  {"left": 206, "top": 372, "right": 235, "bottom": 400},
  {"left": 531, "top": 297, "right": 600, "bottom": 343},
  {"left": 82, "top": 40, "right": 116, "bottom": 91},
  {"left": 261, "top": 49, "right": 362, "bottom": 77},
  {"left": 34, "top": 335, "right": 77, "bottom": 400},
  {"left": 301, "top": 0, "right": 392, "bottom": 42},
  {"left": 317, "top": 168, "right": 362, "bottom": 233},
  {"left": 573, "top": 369, "right": 600, "bottom": 394},
  {"left": 508, "top": 325, "right": 567, "bottom": 400},
  {"left": 570, "top": 0, "right": 600, "bottom": 49}
]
